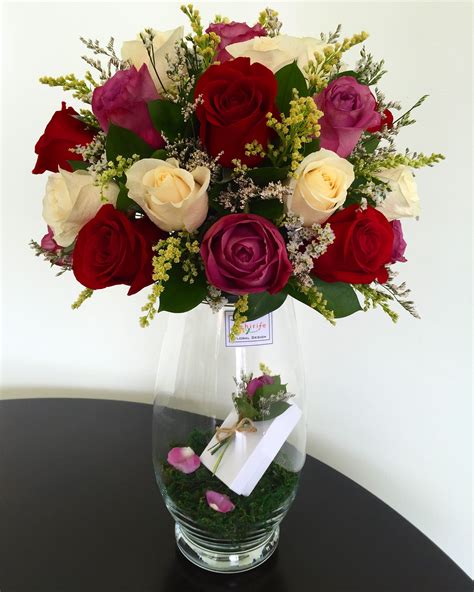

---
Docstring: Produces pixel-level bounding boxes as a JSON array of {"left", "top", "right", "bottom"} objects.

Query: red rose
[
  {"left": 33, "top": 102, "right": 95, "bottom": 174},
  {"left": 201, "top": 213, "right": 292, "bottom": 295},
  {"left": 73, "top": 205, "right": 164, "bottom": 295},
  {"left": 367, "top": 108, "right": 394, "bottom": 133},
  {"left": 312, "top": 204, "right": 393, "bottom": 284},
  {"left": 194, "top": 57, "right": 278, "bottom": 167}
]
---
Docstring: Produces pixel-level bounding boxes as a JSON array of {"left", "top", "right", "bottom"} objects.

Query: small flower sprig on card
[{"left": 208, "top": 364, "right": 295, "bottom": 473}]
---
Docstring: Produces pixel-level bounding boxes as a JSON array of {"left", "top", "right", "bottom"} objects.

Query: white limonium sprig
[
  {"left": 205, "top": 285, "right": 229, "bottom": 313},
  {"left": 80, "top": 36, "right": 129, "bottom": 83},
  {"left": 164, "top": 136, "right": 223, "bottom": 182},
  {"left": 218, "top": 177, "right": 291, "bottom": 213},
  {"left": 381, "top": 270, "right": 420, "bottom": 319},
  {"left": 71, "top": 131, "right": 108, "bottom": 174},
  {"left": 258, "top": 8, "right": 283, "bottom": 37},
  {"left": 284, "top": 213, "right": 335, "bottom": 289},
  {"left": 164, "top": 41, "right": 197, "bottom": 106},
  {"left": 139, "top": 28, "right": 168, "bottom": 93}
]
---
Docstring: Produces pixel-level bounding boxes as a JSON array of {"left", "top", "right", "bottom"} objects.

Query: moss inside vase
[{"left": 160, "top": 429, "right": 300, "bottom": 540}]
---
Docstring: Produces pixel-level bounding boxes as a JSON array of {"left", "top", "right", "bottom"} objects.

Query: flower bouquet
[{"left": 31, "top": 5, "right": 443, "bottom": 572}]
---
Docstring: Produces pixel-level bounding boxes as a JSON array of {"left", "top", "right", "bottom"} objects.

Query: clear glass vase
[{"left": 152, "top": 298, "right": 306, "bottom": 573}]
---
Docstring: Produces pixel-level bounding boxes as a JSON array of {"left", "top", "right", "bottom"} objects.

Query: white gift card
[{"left": 200, "top": 404, "right": 302, "bottom": 496}]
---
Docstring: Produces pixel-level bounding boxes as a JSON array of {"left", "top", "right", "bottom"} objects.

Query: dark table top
[{"left": 0, "top": 398, "right": 470, "bottom": 592}]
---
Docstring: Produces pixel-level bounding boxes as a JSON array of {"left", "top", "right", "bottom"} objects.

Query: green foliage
[
  {"left": 248, "top": 198, "right": 284, "bottom": 222},
  {"left": 234, "top": 397, "right": 259, "bottom": 420},
  {"left": 161, "top": 429, "right": 299, "bottom": 540},
  {"left": 334, "top": 70, "right": 360, "bottom": 81},
  {"left": 158, "top": 265, "right": 208, "bottom": 314},
  {"left": 287, "top": 277, "right": 361, "bottom": 319},
  {"left": 105, "top": 124, "right": 153, "bottom": 161},
  {"left": 115, "top": 183, "right": 136, "bottom": 213},
  {"left": 245, "top": 291, "right": 287, "bottom": 322},
  {"left": 302, "top": 138, "right": 320, "bottom": 157},
  {"left": 148, "top": 99, "right": 186, "bottom": 141},
  {"left": 67, "top": 160, "right": 89, "bottom": 171},
  {"left": 362, "top": 135, "right": 380, "bottom": 154},
  {"left": 275, "top": 61, "right": 309, "bottom": 114},
  {"left": 151, "top": 148, "right": 168, "bottom": 160},
  {"left": 247, "top": 166, "right": 289, "bottom": 185},
  {"left": 265, "top": 401, "right": 291, "bottom": 420}
]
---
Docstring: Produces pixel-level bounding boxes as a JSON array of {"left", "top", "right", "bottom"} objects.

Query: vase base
[{"left": 175, "top": 523, "right": 279, "bottom": 573}]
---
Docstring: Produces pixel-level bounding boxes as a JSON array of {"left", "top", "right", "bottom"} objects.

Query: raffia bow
[{"left": 215, "top": 416, "right": 257, "bottom": 443}]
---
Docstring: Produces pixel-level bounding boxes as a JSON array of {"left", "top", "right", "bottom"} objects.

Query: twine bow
[{"left": 215, "top": 417, "right": 257, "bottom": 443}]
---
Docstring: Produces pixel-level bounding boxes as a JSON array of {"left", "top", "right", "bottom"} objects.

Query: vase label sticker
[{"left": 224, "top": 311, "right": 273, "bottom": 347}]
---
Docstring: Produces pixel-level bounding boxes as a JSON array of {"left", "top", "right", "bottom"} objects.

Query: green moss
[{"left": 161, "top": 429, "right": 300, "bottom": 540}]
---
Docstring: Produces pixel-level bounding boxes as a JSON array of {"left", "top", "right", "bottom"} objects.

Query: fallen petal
[
  {"left": 167, "top": 446, "right": 201, "bottom": 474},
  {"left": 205, "top": 490, "right": 235, "bottom": 513}
]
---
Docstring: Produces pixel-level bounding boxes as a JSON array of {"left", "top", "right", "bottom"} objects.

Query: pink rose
[
  {"left": 201, "top": 214, "right": 292, "bottom": 295},
  {"left": 391, "top": 220, "right": 407, "bottom": 263},
  {"left": 41, "top": 226, "right": 61, "bottom": 252},
  {"left": 92, "top": 65, "right": 163, "bottom": 148},
  {"left": 39, "top": 226, "right": 72, "bottom": 268},
  {"left": 206, "top": 21, "right": 266, "bottom": 62},
  {"left": 315, "top": 76, "right": 381, "bottom": 157},
  {"left": 247, "top": 375, "right": 274, "bottom": 398}
]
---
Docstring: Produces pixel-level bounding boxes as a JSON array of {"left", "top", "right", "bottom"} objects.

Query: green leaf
[
  {"left": 258, "top": 382, "right": 287, "bottom": 399},
  {"left": 105, "top": 124, "right": 153, "bottom": 161},
  {"left": 67, "top": 160, "right": 89, "bottom": 171},
  {"left": 265, "top": 401, "right": 291, "bottom": 420},
  {"left": 115, "top": 183, "right": 136, "bottom": 213},
  {"left": 288, "top": 277, "right": 361, "bottom": 318},
  {"left": 275, "top": 61, "right": 309, "bottom": 113},
  {"left": 235, "top": 397, "right": 259, "bottom": 420},
  {"left": 362, "top": 135, "right": 380, "bottom": 154},
  {"left": 151, "top": 148, "right": 168, "bottom": 160},
  {"left": 245, "top": 291, "right": 287, "bottom": 322},
  {"left": 148, "top": 99, "right": 185, "bottom": 141},
  {"left": 249, "top": 198, "right": 284, "bottom": 222},
  {"left": 159, "top": 266, "right": 208, "bottom": 314},
  {"left": 312, "top": 278, "right": 361, "bottom": 318},
  {"left": 335, "top": 70, "right": 360, "bottom": 81},
  {"left": 302, "top": 138, "right": 320, "bottom": 157},
  {"left": 247, "top": 166, "right": 289, "bottom": 185}
]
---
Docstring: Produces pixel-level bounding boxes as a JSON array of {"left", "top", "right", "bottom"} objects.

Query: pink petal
[
  {"left": 205, "top": 490, "right": 235, "bottom": 513},
  {"left": 40, "top": 226, "right": 60, "bottom": 252},
  {"left": 167, "top": 447, "right": 201, "bottom": 474}
]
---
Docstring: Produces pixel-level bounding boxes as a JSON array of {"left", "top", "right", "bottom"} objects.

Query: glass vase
[{"left": 152, "top": 298, "right": 306, "bottom": 573}]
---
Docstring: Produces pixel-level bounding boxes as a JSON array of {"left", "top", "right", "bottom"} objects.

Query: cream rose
[
  {"left": 42, "top": 169, "right": 118, "bottom": 247},
  {"left": 287, "top": 149, "right": 355, "bottom": 226},
  {"left": 121, "top": 27, "right": 183, "bottom": 92},
  {"left": 376, "top": 166, "right": 420, "bottom": 221},
  {"left": 226, "top": 34, "right": 331, "bottom": 73},
  {"left": 125, "top": 158, "right": 210, "bottom": 232}
]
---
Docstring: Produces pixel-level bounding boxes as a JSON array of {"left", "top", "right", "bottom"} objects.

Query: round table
[{"left": 0, "top": 398, "right": 470, "bottom": 592}]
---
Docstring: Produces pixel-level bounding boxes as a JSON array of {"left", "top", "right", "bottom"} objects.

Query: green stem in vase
[{"left": 212, "top": 437, "right": 232, "bottom": 474}]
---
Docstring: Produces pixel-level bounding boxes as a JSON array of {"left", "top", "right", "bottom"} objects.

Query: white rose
[
  {"left": 288, "top": 149, "right": 355, "bottom": 226},
  {"left": 376, "top": 166, "right": 420, "bottom": 221},
  {"left": 42, "top": 169, "right": 119, "bottom": 247},
  {"left": 226, "top": 34, "right": 331, "bottom": 73},
  {"left": 121, "top": 27, "right": 183, "bottom": 92},
  {"left": 126, "top": 158, "right": 210, "bottom": 232}
]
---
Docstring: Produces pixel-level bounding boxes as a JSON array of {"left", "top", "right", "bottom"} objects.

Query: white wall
[{"left": 1, "top": 0, "right": 472, "bottom": 577}]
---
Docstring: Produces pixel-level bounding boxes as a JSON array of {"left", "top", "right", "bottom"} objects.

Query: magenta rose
[
  {"left": 315, "top": 76, "right": 381, "bottom": 157},
  {"left": 206, "top": 21, "right": 266, "bottom": 62},
  {"left": 92, "top": 65, "right": 163, "bottom": 148},
  {"left": 247, "top": 375, "right": 274, "bottom": 398},
  {"left": 391, "top": 220, "right": 407, "bottom": 263},
  {"left": 201, "top": 213, "right": 292, "bottom": 295}
]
